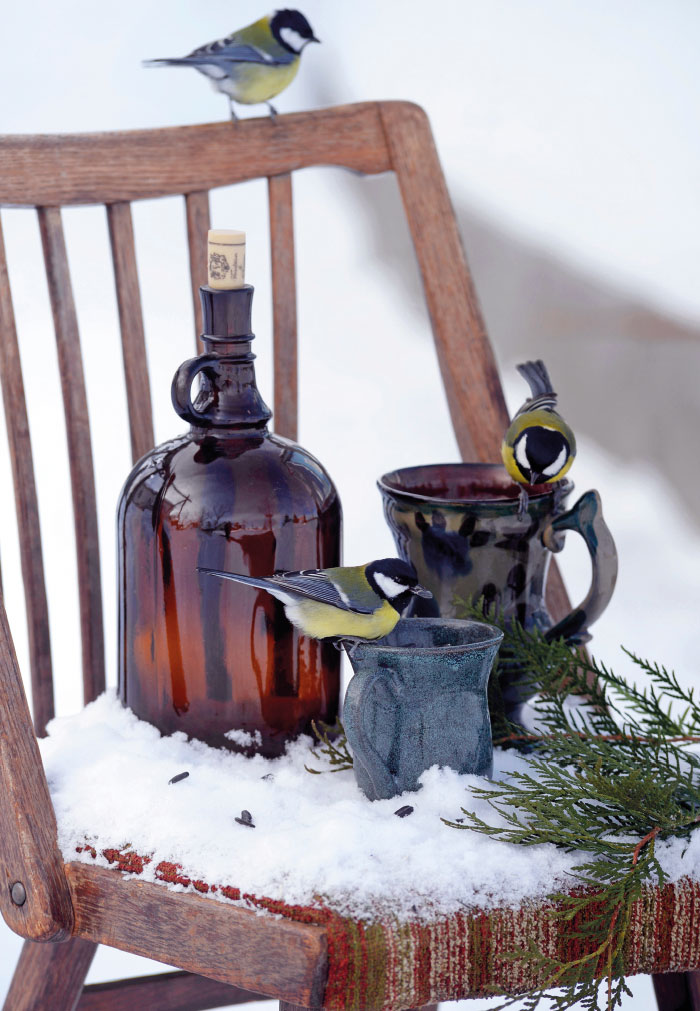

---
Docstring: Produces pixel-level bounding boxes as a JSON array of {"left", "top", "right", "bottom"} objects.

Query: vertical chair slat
[
  {"left": 0, "top": 594, "right": 74, "bottom": 941},
  {"left": 37, "top": 206, "right": 105, "bottom": 704},
  {"left": 378, "top": 102, "right": 506, "bottom": 462},
  {"left": 0, "top": 214, "right": 55, "bottom": 734},
  {"left": 185, "top": 191, "right": 211, "bottom": 349},
  {"left": 106, "top": 202, "right": 155, "bottom": 463},
  {"left": 268, "top": 174, "right": 298, "bottom": 441}
]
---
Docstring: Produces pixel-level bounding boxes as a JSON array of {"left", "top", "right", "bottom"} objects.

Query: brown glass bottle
[{"left": 117, "top": 283, "right": 341, "bottom": 756}]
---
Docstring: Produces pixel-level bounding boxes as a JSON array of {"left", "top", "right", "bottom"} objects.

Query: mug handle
[
  {"left": 343, "top": 668, "right": 398, "bottom": 800},
  {"left": 171, "top": 354, "right": 218, "bottom": 426},
  {"left": 541, "top": 490, "right": 618, "bottom": 644}
]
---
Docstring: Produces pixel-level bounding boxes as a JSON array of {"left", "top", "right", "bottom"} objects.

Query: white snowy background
[{"left": 1, "top": 1, "right": 699, "bottom": 1008}]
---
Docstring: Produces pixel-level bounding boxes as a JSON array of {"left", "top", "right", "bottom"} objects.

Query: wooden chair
[{"left": 0, "top": 102, "right": 683, "bottom": 1011}]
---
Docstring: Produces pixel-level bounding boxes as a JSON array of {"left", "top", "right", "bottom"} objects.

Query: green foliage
[
  {"left": 304, "top": 719, "right": 354, "bottom": 774},
  {"left": 449, "top": 604, "right": 700, "bottom": 1011}
]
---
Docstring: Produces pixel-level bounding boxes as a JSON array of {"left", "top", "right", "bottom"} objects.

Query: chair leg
[
  {"left": 653, "top": 971, "right": 700, "bottom": 1011},
  {"left": 3, "top": 938, "right": 97, "bottom": 1011}
]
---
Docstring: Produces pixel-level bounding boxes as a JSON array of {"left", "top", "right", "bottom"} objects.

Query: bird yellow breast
[
  {"left": 224, "top": 60, "right": 300, "bottom": 104},
  {"left": 291, "top": 598, "right": 400, "bottom": 641}
]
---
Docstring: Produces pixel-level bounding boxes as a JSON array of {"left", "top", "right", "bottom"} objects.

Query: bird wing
[
  {"left": 187, "top": 36, "right": 293, "bottom": 65},
  {"left": 269, "top": 569, "right": 378, "bottom": 614}
]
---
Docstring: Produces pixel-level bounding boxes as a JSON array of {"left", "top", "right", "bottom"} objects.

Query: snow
[
  {"left": 41, "top": 691, "right": 577, "bottom": 921},
  {"left": 39, "top": 686, "right": 700, "bottom": 924},
  {"left": 224, "top": 728, "right": 263, "bottom": 748}
]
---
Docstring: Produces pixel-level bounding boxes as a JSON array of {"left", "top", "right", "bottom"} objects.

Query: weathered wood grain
[
  {"left": 0, "top": 596, "right": 74, "bottom": 942},
  {"left": 66, "top": 863, "right": 328, "bottom": 1007},
  {"left": 37, "top": 206, "right": 105, "bottom": 704},
  {"left": 0, "top": 105, "right": 391, "bottom": 207},
  {"left": 3, "top": 937, "right": 96, "bottom": 1011},
  {"left": 106, "top": 202, "right": 154, "bottom": 463},
  {"left": 77, "top": 970, "right": 263, "bottom": 1011},
  {"left": 185, "top": 191, "right": 211, "bottom": 349},
  {"left": 268, "top": 174, "right": 298, "bottom": 440},
  {"left": 379, "top": 101, "right": 507, "bottom": 463},
  {"left": 0, "top": 215, "right": 54, "bottom": 734}
]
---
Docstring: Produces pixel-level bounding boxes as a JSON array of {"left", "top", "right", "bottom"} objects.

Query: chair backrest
[
  {"left": 0, "top": 101, "right": 516, "bottom": 740},
  {"left": 0, "top": 100, "right": 570, "bottom": 942}
]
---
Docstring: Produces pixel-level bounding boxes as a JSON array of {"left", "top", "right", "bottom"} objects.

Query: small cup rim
[{"left": 348, "top": 617, "right": 504, "bottom": 656}]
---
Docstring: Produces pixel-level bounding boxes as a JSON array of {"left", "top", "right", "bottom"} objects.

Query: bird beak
[
  {"left": 310, "top": 35, "right": 321, "bottom": 43},
  {"left": 411, "top": 584, "right": 432, "bottom": 598},
  {"left": 530, "top": 472, "right": 545, "bottom": 486}
]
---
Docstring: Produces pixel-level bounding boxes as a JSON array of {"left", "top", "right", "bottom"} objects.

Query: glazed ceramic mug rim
[
  {"left": 378, "top": 462, "right": 571, "bottom": 507},
  {"left": 350, "top": 617, "right": 504, "bottom": 655}
]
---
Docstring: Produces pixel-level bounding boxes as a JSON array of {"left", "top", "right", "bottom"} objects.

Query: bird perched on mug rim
[
  {"left": 144, "top": 9, "right": 319, "bottom": 121},
  {"left": 198, "top": 559, "right": 432, "bottom": 649},
  {"left": 501, "top": 359, "right": 576, "bottom": 518}
]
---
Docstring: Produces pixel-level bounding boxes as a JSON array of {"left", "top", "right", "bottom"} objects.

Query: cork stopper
[{"left": 207, "top": 229, "right": 246, "bottom": 289}]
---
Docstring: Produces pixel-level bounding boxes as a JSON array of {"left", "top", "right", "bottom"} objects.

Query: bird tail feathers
[
  {"left": 199, "top": 568, "right": 271, "bottom": 589},
  {"left": 516, "top": 359, "right": 555, "bottom": 398},
  {"left": 142, "top": 58, "right": 205, "bottom": 68},
  {"left": 198, "top": 568, "right": 291, "bottom": 602}
]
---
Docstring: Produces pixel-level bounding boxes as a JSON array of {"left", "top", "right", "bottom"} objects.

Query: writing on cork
[{"left": 208, "top": 229, "right": 246, "bottom": 289}]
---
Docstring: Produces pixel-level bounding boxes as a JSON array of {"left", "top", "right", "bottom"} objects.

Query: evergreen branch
[
  {"left": 449, "top": 604, "right": 700, "bottom": 1009},
  {"left": 304, "top": 720, "right": 354, "bottom": 774}
]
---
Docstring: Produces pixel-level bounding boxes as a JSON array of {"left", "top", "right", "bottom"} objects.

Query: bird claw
[
  {"left": 517, "top": 488, "right": 530, "bottom": 520},
  {"left": 267, "top": 102, "right": 278, "bottom": 119},
  {"left": 335, "top": 637, "right": 362, "bottom": 657}
]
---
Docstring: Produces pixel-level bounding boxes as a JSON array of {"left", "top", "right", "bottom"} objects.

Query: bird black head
[
  {"left": 513, "top": 424, "right": 571, "bottom": 485},
  {"left": 366, "top": 558, "right": 432, "bottom": 614},
  {"left": 270, "top": 10, "right": 320, "bottom": 52}
]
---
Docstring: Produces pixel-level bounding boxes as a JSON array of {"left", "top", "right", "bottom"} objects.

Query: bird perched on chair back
[
  {"left": 199, "top": 559, "right": 432, "bottom": 649},
  {"left": 501, "top": 359, "right": 576, "bottom": 516},
  {"left": 144, "top": 9, "right": 319, "bottom": 120}
]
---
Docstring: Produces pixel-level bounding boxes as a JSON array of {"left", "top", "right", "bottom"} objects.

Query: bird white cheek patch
[
  {"left": 515, "top": 434, "right": 529, "bottom": 471},
  {"left": 543, "top": 445, "right": 568, "bottom": 477},
  {"left": 373, "top": 573, "right": 406, "bottom": 599},
  {"left": 279, "top": 26, "right": 306, "bottom": 51}
]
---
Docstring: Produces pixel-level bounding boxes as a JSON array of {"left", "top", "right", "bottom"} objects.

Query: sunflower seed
[{"left": 168, "top": 771, "right": 189, "bottom": 785}]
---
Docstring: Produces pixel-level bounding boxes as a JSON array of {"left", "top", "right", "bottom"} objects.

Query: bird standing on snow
[
  {"left": 199, "top": 560, "right": 431, "bottom": 649},
  {"left": 501, "top": 359, "right": 576, "bottom": 518},
  {"left": 144, "top": 10, "right": 319, "bottom": 121}
]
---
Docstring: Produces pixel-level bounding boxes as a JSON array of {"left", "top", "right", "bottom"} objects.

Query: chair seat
[
  {"left": 40, "top": 692, "right": 700, "bottom": 1009},
  {"left": 66, "top": 848, "right": 700, "bottom": 1010}
]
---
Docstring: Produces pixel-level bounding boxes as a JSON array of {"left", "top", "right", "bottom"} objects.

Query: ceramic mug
[
  {"left": 378, "top": 464, "right": 618, "bottom": 720},
  {"left": 343, "top": 618, "right": 503, "bottom": 801}
]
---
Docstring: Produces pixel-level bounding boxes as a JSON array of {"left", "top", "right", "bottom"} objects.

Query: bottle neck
[{"left": 172, "top": 285, "right": 272, "bottom": 432}]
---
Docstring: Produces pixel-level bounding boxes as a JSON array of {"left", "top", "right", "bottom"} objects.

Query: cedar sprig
[
  {"left": 449, "top": 602, "right": 700, "bottom": 1010},
  {"left": 304, "top": 719, "right": 354, "bottom": 774}
]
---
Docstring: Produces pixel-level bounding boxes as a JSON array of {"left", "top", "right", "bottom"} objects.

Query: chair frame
[{"left": 0, "top": 101, "right": 653, "bottom": 1010}]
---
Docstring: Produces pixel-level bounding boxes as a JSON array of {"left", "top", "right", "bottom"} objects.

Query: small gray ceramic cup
[{"left": 342, "top": 618, "right": 503, "bottom": 801}]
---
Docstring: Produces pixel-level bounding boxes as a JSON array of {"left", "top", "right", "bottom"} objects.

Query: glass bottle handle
[
  {"left": 541, "top": 490, "right": 618, "bottom": 644},
  {"left": 171, "top": 354, "right": 218, "bottom": 426}
]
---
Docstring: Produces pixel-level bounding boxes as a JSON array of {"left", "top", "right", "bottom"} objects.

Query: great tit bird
[
  {"left": 501, "top": 359, "right": 576, "bottom": 517},
  {"left": 199, "top": 559, "right": 431, "bottom": 647},
  {"left": 144, "top": 10, "right": 319, "bottom": 121}
]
